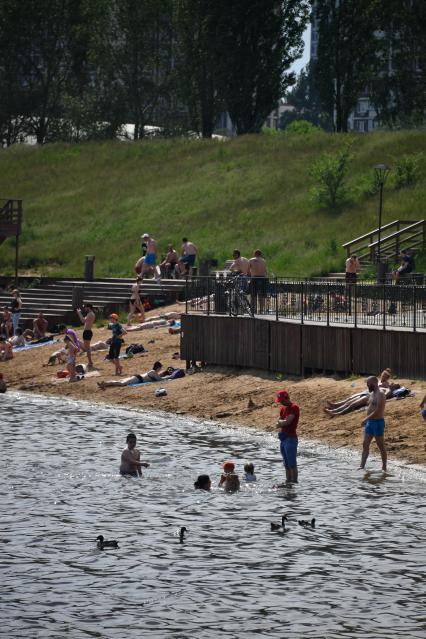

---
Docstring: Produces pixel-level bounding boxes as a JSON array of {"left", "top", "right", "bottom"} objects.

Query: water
[{"left": 1, "top": 393, "right": 425, "bottom": 639}]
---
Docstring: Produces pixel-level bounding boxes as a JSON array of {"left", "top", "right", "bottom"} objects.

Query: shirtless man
[
  {"left": 33, "top": 312, "right": 48, "bottom": 339},
  {"left": 178, "top": 237, "right": 198, "bottom": 275},
  {"left": 77, "top": 304, "right": 96, "bottom": 369},
  {"left": 248, "top": 249, "right": 268, "bottom": 313},
  {"left": 160, "top": 245, "right": 179, "bottom": 278},
  {"left": 230, "top": 249, "right": 250, "bottom": 275},
  {"left": 141, "top": 233, "right": 159, "bottom": 281},
  {"left": 120, "top": 433, "right": 150, "bottom": 477},
  {"left": 345, "top": 254, "right": 360, "bottom": 284},
  {"left": 359, "top": 376, "right": 387, "bottom": 472}
]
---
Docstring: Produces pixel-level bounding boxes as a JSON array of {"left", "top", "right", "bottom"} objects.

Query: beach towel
[{"left": 14, "top": 338, "right": 60, "bottom": 352}]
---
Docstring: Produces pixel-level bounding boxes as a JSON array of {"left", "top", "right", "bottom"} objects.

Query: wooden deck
[{"left": 181, "top": 314, "right": 426, "bottom": 379}]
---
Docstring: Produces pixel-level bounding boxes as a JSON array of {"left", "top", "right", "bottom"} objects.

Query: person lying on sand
[
  {"left": 97, "top": 361, "right": 164, "bottom": 389},
  {"left": 324, "top": 370, "right": 399, "bottom": 417}
]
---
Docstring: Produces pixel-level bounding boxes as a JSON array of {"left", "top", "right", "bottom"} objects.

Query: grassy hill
[{"left": 0, "top": 130, "right": 425, "bottom": 278}]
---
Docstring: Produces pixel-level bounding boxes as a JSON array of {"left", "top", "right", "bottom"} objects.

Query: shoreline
[{"left": 2, "top": 303, "right": 426, "bottom": 468}]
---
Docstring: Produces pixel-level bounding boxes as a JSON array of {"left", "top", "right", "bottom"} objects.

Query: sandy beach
[{"left": 2, "top": 303, "right": 425, "bottom": 468}]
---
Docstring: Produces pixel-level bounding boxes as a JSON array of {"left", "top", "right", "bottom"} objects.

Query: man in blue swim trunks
[
  {"left": 141, "top": 233, "right": 160, "bottom": 281},
  {"left": 178, "top": 237, "right": 198, "bottom": 275},
  {"left": 360, "top": 376, "right": 387, "bottom": 472},
  {"left": 275, "top": 389, "right": 300, "bottom": 483}
]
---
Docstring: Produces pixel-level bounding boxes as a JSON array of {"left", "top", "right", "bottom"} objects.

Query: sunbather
[
  {"left": 324, "top": 369, "right": 396, "bottom": 416},
  {"left": 97, "top": 361, "right": 164, "bottom": 389}
]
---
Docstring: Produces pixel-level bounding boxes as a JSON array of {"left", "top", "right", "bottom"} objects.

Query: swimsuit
[
  {"left": 83, "top": 329, "right": 93, "bottom": 341},
  {"left": 180, "top": 254, "right": 196, "bottom": 267},
  {"left": 364, "top": 418, "right": 385, "bottom": 437},
  {"left": 145, "top": 253, "right": 156, "bottom": 266}
]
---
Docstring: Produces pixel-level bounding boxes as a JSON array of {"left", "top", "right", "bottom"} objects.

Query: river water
[{"left": 0, "top": 393, "right": 425, "bottom": 639}]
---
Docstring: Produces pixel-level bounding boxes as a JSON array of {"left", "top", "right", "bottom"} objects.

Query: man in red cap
[{"left": 275, "top": 390, "right": 300, "bottom": 483}]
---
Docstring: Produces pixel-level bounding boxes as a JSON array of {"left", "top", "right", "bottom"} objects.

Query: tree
[
  {"left": 315, "top": 0, "right": 380, "bottom": 133},
  {"left": 217, "top": 0, "right": 310, "bottom": 135},
  {"left": 370, "top": 0, "right": 426, "bottom": 128},
  {"left": 87, "top": 0, "right": 174, "bottom": 140},
  {"left": 284, "top": 61, "right": 332, "bottom": 130},
  {"left": 175, "top": 0, "right": 223, "bottom": 138}
]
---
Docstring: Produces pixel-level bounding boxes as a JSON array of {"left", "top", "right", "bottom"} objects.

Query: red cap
[
  {"left": 223, "top": 461, "right": 235, "bottom": 472},
  {"left": 275, "top": 390, "right": 290, "bottom": 403},
  {"left": 110, "top": 313, "right": 119, "bottom": 320}
]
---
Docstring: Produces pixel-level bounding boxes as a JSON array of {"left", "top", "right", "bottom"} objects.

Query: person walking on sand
[
  {"left": 76, "top": 304, "right": 96, "bottom": 370},
  {"left": 127, "top": 277, "right": 145, "bottom": 326},
  {"left": 120, "top": 433, "right": 150, "bottom": 477},
  {"left": 275, "top": 390, "right": 299, "bottom": 484},
  {"left": 359, "top": 376, "right": 387, "bottom": 472}
]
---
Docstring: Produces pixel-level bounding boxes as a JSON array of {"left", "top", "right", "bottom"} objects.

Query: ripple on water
[{"left": 0, "top": 392, "right": 425, "bottom": 639}]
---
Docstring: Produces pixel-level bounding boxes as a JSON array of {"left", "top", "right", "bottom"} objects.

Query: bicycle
[{"left": 223, "top": 273, "right": 254, "bottom": 317}]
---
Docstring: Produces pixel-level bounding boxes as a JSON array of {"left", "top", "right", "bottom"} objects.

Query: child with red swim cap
[{"left": 218, "top": 461, "right": 240, "bottom": 492}]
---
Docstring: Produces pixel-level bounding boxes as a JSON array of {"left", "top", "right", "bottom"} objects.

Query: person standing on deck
[
  {"left": 275, "top": 390, "right": 300, "bottom": 484},
  {"left": 178, "top": 238, "right": 198, "bottom": 275},
  {"left": 141, "top": 233, "right": 160, "bottom": 282},
  {"left": 76, "top": 304, "right": 96, "bottom": 370},
  {"left": 345, "top": 254, "right": 360, "bottom": 284},
  {"left": 248, "top": 250, "right": 268, "bottom": 313},
  {"left": 359, "top": 376, "right": 387, "bottom": 472}
]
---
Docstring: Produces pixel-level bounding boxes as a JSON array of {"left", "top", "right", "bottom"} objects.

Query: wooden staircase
[{"left": 325, "top": 219, "right": 425, "bottom": 280}]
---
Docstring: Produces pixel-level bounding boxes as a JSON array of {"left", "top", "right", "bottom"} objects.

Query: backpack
[
  {"left": 125, "top": 343, "right": 146, "bottom": 356},
  {"left": 169, "top": 368, "right": 185, "bottom": 379}
]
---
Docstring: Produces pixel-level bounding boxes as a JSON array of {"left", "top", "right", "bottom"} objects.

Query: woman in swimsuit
[{"left": 127, "top": 277, "right": 145, "bottom": 326}]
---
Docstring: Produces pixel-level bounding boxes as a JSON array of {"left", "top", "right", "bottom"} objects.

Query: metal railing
[{"left": 185, "top": 276, "right": 426, "bottom": 332}]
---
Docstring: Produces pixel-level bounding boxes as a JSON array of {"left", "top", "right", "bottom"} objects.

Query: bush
[
  {"left": 285, "top": 120, "right": 321, "bottom": 135},
  {"left": 392, "top": 153, "right": 423, "bottom": 189},
  {"left": 309, "top": 142, "right": 353, "bottom": 210}
]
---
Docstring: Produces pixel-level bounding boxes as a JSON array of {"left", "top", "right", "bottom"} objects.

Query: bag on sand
[{"left": 125, "top": 343, "right": 146, "bottom": 356}]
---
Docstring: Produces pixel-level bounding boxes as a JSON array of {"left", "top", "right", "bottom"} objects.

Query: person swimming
[
  {"left": 219, "top": 461, "right": 240, "bottom": 492},
  {"left": 243, "top": 463, "right": 257, "bottom": 482},
  {"left": 194, "top": 474, "right": 211, "bottom": 491}
]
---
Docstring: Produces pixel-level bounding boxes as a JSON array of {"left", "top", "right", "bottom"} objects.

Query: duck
[
  {"left": 271, "top": 514, "right": 288, "bottom": 532},
  {"left": 179, "top": 527, "right": 187, "bottom": 543},
  {"left": 298, "top": 518, "right": 316, "bottom": 529},
  {"left": 96, "top": 535, "right": 119, "bottom": 550}
]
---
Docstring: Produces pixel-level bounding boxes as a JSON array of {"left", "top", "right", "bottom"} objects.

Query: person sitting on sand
[
  {"left": 1, "top": 307, "right": 13, "bottom": 338},
  {"left": 120, "top": 433, "right": 150, "bottom": 477},
  {"left": 8, "top": 328, "right": 26, "bottom": 347},
  {"left": 33, "top": 312, "right": 48, "bottom": 340},
  {"left": 0, "top": 372, "right": 6, "bottom": 393},
  {"left": 0, "top": 335, "right": 13, "bottom": 361},
  {"left": 420, "top": 394, "right": 426, "bottom": 422},
  {"left": 324, "top": 369, "right": 395, "bottom": 417},
  {"left": 243, "top": 463, "right": 257, "bottom": 482},
  {"left": 218, "top": 461, "right": 240, "bottom": 492},
  {"left": 97, "top": 361, "right": 164, "bottom": 389},
  {"left": 194, "top": 475, "right": 211, "bottom": 490}
]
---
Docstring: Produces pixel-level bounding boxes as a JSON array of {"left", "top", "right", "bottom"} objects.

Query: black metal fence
[{"left": 185, "top": 276, "right": 426, "bottom": 332}]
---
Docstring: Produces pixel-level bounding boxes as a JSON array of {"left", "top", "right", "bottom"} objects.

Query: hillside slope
[{"left": 0, "top": 131, "right": 425, "bottom": 277}]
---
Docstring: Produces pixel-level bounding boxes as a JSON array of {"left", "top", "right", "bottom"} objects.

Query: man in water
[
  {"left": 120, "top": 433, "right": 150, "bottom": 477},
  {"left": 76, "top": 304, "right": 96, "bottom": 369},
  {"left": 275, "top": 389, "right": 300, "bottom": 484},
  {"left": 359, "top": 376, "right": 387, "bottom": 472}
]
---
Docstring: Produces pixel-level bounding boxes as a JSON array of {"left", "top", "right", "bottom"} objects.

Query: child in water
[
  {"left": 243, "top": 463, "right": 257, "bottom": 482},
  {"left": 218, "top": 461, "right": 240, "bottom": 492}
]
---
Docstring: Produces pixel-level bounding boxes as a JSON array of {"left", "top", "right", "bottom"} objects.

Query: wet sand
[{"left": 2, "top": 304, "right": 425, "bottom": 467}]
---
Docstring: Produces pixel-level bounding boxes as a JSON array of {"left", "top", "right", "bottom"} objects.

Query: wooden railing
[
  {"left": 343, "top": 219, "right": 425, "bottom": 264},
  {"left": 0, "top": 199, "right": 23, "bottom": 237}
]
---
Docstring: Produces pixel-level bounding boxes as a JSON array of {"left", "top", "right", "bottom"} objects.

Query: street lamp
[{"left": 374, "top": 163, "right": 391, "bottom": 281}]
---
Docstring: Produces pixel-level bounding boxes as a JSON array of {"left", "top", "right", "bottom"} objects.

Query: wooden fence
[{"left": 181, "top": 314, "right": 426, "bottom": 379}]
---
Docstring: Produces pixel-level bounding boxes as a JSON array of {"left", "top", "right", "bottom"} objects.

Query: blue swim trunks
[
  {"left": 144, "top": 253, "right": 156, "bottom": 266},
  {"left": 365, "top": 418, "right": 385, "bottom": 437},
  {"left": 279, "top": 433, "right": 298, "bottom": 468},
  {"left": 421, "top": 409, "right": 426, "bottom": 421},
  {"left": 180, "top": 254, "right": 196, "bottom": 267}
]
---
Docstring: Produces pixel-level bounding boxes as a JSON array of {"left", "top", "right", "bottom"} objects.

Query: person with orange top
[{"left": 275, "top": 390, "right": 300, "bottom": 484}]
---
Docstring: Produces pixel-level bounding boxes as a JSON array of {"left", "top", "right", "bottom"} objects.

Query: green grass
[{"left": 0, "top": 130, "right": 425, "bottom": 278}]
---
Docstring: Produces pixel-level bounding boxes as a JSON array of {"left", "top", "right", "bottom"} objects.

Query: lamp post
[{"left": 374, "top": 163, "right": 391, "bottom": 282}]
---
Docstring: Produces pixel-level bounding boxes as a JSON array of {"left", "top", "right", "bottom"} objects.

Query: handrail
[
  {"left": 368, "top": 220, "right": 425, "bottom": 248},
  {"left": 342, "top": 220, "right": 419, "bottom": 248}
]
